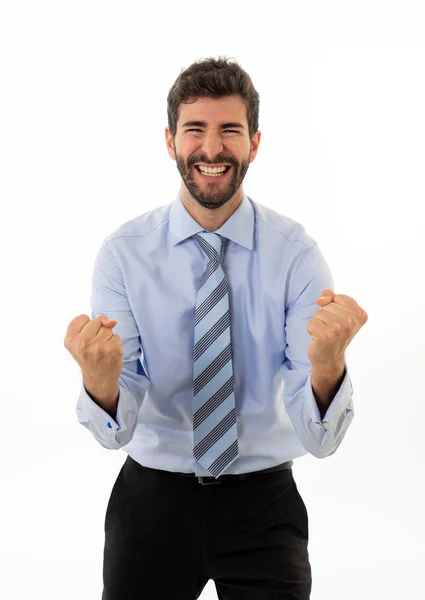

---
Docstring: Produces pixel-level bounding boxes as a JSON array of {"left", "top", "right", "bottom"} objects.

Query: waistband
[{"left": 177, "top": 460, "right": 293, "bottom": 485}]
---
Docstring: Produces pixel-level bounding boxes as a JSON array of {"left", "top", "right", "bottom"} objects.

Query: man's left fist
[{"left": 306, "top": 289, "right": 368, "bottom": 366}]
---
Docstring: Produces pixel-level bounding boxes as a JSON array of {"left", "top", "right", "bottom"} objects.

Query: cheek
[{"left": 180, "top": 143, "right": 198, "bottom": 163}]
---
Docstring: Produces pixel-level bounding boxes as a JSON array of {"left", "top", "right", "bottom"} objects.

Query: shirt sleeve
[
  {"left": 76, "top": 240, "right": 150, "bottom": 450},
  {"left": 280, "top": 242, "right": 355, "bottom": 458}
]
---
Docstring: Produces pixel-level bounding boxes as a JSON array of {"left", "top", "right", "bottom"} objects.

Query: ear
[
  {"left": 165, "top": 127, "right": 176, "bottom": 160},
  {"left": 249, "top": 130, "right": 261, "bottom": 163}
]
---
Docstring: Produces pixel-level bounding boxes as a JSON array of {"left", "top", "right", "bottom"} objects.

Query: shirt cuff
[
  {"left": 304, "top": 367, "right": 354, "bottom": 431},
  {"left": 78, "top": 380, "right": 131, "bottom": 435}
]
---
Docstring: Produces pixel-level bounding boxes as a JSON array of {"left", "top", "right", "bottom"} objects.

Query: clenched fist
[{"left": 64, "top": 314, "right": 123, "bottom": 395}]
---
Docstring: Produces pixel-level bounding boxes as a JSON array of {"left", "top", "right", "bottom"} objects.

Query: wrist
[{"left": 83, "top": 374, "right": 120, "bottom": 411}]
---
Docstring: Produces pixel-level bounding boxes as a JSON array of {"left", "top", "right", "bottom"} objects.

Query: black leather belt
[{"left": 178, "top": 460, "right": 293, "bottom": 485}]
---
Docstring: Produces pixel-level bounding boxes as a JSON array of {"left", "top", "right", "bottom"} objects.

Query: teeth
[{"left": 198, "top": 165, "right": 228, "bottom": 174}]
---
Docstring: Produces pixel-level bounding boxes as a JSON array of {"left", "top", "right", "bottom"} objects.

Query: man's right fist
[{"left": 64, "top": 314, "right": 124, "bottom": 387}]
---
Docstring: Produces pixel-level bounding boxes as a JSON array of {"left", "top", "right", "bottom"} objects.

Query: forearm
[
  {"left": 83, "top": 377, "right": 120, "bottom": 420},
  {"left": 311, "top": 360, "right": 346, "bottom": 418}
]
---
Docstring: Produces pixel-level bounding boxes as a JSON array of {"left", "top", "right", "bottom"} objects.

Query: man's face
[{"left": 165, "top": 95, "right": 260, "bottom": 210}]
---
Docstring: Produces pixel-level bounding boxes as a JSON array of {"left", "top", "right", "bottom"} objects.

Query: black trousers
[{"left": 102, "top": 455, "right": 312, "bottom": 600}]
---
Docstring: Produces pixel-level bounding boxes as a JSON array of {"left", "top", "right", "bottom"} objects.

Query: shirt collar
[{"left": 169, "top": 190, "right": 254, "bottom": 251}]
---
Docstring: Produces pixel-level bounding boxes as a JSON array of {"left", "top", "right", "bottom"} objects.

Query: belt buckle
[{"left": 197, "top": 476, "right": 221, "bottom": 485}]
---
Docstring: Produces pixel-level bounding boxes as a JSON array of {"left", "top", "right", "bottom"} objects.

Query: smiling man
[
  {"left": 166, "top": 94, "right": 260, "bottom": 229},
  {"left": 70, "top": 56, "right": 368, "bottom": 600}
]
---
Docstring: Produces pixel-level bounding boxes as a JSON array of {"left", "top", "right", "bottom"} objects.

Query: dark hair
[{"left": 167, "top": 55, "right": 260, "bottom": 141}]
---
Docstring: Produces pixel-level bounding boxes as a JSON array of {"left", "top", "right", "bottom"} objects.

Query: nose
[{"left": 201, "top": 132, "right": 224, "bottom": 161}]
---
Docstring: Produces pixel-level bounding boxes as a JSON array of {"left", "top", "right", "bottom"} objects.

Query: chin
[{"left": 196, "top": 197, "right": 230, "bottom": 210}]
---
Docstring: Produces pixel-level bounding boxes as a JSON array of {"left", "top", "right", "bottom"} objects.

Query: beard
[{"left": 174, "top": 143, "right": 251, "bottom": 210}]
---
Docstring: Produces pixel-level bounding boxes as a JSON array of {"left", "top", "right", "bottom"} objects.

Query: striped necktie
[{"left": 192, "top": 231, "right": 239, "bottom": 478}]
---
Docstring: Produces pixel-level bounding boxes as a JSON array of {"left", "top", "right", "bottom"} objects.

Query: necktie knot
[{"left": 193, "top": 231, "right": 223, "bottom": 264}]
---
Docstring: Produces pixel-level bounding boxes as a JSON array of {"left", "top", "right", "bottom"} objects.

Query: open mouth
[{"left": 194, "top": 165, "right": 232, "bottom": 179}]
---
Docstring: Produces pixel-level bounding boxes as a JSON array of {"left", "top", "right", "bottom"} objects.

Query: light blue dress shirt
[{"left": 76, "top": 190, "right": 354, "bottom": 476}]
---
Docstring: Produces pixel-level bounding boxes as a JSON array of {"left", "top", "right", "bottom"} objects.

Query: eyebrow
[{"left": 181, "top": 120, "right": 245, "bottom": 130}]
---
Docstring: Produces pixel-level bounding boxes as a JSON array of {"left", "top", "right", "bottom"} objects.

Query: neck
[{"left": 180, "top": 184, "right": 243, "bottom": 231}]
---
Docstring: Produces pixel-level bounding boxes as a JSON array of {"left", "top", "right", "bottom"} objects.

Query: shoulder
[
  {"left": 248, "top": 196, "right": 317, "bottom": 252},
  {"left": 102, "top": 203, "right": 171, "bottom": 247}
]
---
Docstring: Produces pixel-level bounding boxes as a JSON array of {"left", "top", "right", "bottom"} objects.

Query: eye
[{"left": 185, "top": 129, "right": 239, "bottom": 134}]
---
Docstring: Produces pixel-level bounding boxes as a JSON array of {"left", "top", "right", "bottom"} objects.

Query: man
[{"left": 64, "top": 56, "right": 368, "bottom": 599}]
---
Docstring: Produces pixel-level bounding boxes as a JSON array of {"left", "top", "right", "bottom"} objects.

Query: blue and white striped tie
[{"left": 192, "top": 231, "right": 239, "bottom": 478}]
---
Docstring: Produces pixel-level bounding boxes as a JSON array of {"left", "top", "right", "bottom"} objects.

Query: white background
[{"left": 1, "top": 1, "right": 424, "bottom": 598}]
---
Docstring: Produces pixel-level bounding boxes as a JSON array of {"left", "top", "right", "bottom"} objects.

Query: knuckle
[
  {"left": 78, "top": 336, "right": 89, "bottom": 351},
  {"left": 113, "top": 339, "right": 123, "bottom": 355},
  {"left": 355, "top": 306, "right": 367, "bottom": 322}
]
